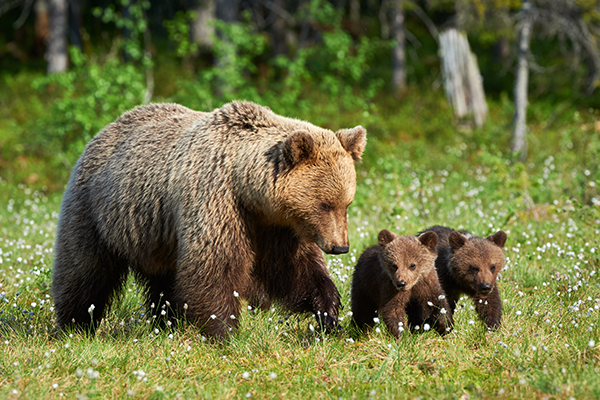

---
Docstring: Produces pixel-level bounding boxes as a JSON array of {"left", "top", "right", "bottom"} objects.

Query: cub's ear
[
  {"left": 336, "top": 126, "right": 367, "bottom": 161},
  {"left": 418, "top": 231, "right": 438, "bottom": 253},
  {"left": 378, "top": 229, "right": 396, "bottom": 247},
  {"left": 448, "top": 231, "right": 467, "bottom": 252},
  {"left": 487, "top": 230, "right": 507, "bottom": 248},
  {"left": 283, "top": 130, "right": 315, "bottom": 166}
]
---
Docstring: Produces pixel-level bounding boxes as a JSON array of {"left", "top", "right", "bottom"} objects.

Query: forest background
[{"left": 1, "top": 0, "right": 600, "bottom": 399}]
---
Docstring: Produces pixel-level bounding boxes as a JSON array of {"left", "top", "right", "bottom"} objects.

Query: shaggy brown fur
[
  {"left": 420, "top": 226, "right": 507, "bottom": 329},
  {"left": 351, "top": 230, "right": 452, "bottom": 338},
  {"left": 52, "top": 101, "right": 366, "bottom": 338}
]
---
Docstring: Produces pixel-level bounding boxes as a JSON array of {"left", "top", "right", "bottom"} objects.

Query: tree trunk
[
  {"left": 378, "top": 0, "right": 389, "bottom": 39},
  {"left": 215, "top": 0, "right": 238, "bottom": 97},
  {"left": 391, "top": 0, "right": 406, "bottom": 92},
  {"left": 216, "top": 0, "right": 237, "bottom": 24},
  {"left": 143, "top": 9, "right": 154, "bottom": 104},
  {"left": 577, "top": 18, "right": 600, "bottom": 94},
  {"left": 493, "top": 36, "right": 510, "bottom": 63},
  {"left": 512, "top": 0, "right": 533, "bottom": 160},
  {"left": 439, "top": 28, "right": 487, "bottom": 127},
  {"left": 35, "top": 0, "right": 50, "bottom": 57},
  {"left": 270, "top": 0, "right": 287, "bottom": 56},
  {"left": 46, "top": 0, "right": 68, "bottom": 74},
  {"left": 191, "top": 0, "right": 216, "bottom": 49},
  {"left": 67, "top": 0, "right": 82, "bottom": 49},
  {"left": 350, "top": 0, "right": 360, "bottom": 22},
  {"left": 122, "top": 0, "right": 133, "bottom": 62}
]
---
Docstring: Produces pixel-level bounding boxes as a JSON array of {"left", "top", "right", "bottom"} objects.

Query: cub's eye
[
  {"left": 469, "top": 265, "right": 479, "bottom": 272},
  {"left": 490, "top": 265, "right": 496, "bottom": 272},
  {"left": 391, "top": 264, "right": 398, "bottom": 271},
  {"left": 409, "top": 263, "right": 416, "bottom": 270},
  {"left": 320, "top": 202, "right": 334, "bottom": 212}
]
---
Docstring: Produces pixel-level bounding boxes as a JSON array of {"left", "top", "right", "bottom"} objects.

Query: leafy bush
[{"left": 31, "top": 48, "right": 147, "bottom": 166}]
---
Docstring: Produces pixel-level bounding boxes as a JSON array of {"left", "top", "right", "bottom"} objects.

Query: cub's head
[
  {"left": 377, "top": 230, "right": 438, "bottom": 291},
  {"left": 448, "top": 230, "right": 507, "bottom": 295},
  {"left": 275, "top": 126, "right": 366, "bottom": 254}
]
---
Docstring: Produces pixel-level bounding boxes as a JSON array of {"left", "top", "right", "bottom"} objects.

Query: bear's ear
[
  {"left": 486, "top": 230, "right": 507, "bottom": 248},
  {"left": 378, "top": 229, "right": 396, "bottom": 247},
  {"left": 448, "top": 231, "right": 467, "bottom": 251},
  {"left": 418, "top": 231, "right": 438, "bottom": 253},
  {"left": 283, "top": 130, "right": 315, "bottom": 166},
  {"left": 336, "top": 126, "right": 367, "bottom": 162}
]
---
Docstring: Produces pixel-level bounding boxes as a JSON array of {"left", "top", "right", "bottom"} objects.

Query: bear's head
[
  {"left": 377, "top": 230, "right": 438, "bottom": 291},
  {"left": 448, "top": 230, "right": 507, "bottom": 295},
  {"left": 275, "top": 126, "right": 367, "bottom": 254}
]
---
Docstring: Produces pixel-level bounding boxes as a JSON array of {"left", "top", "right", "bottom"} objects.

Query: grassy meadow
[{"left": 0, "top": 88, "right": 599, "bottom": 399}]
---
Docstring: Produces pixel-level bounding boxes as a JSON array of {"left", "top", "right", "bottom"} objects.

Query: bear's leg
[
  {"left": 243, "top": 275, "right": 272, "bottom": 311},
  {"left": 144, "top": 272, "right": 178, "bottom": 324},
  {"left": 405, "top": 297, "right": 425, "bottom": 331},
  {"left": 411, "top": 273, "right": 454, "bottom": 335},
  {"left": 351, "top": 289, "right": 378, "bottom": 331},
  {"left": 172, "top": 252, "right": 250, "bottom": 338},
  {"left": 445, "top": 290, "right": 461, "bottom": 314},
  {"left": 174, "top": 279, "right": 242, "bottom": 338},
  {"left": 53, "top": 221, "right": 128, "bottom": 332},
  {"left": 269, "top": 243, "right": 341, "bottom": 331},
  {"left": 473, "top": 286, "right": 502, "bottom": 329},
  {"left": 379, "top": 293, "right": 409, "bottom": 338}
]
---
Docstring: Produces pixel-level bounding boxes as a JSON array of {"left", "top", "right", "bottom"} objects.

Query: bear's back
[{"left": 74, "top": 103, "right": 207, "bottom": 186}]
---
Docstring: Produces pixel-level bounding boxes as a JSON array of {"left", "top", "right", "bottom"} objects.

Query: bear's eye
[
  {"left": 409, "top": 263, "right": 416, "bottom": 270},
  {"left": 490, "top": 265, "right": 496, "bottom": 272},
  {"left": 469, "top": 265, "right": 479, "bottom": 272},
  {"left": 391, "top": 264, "right": 398, "bottom": 271},
  {"left": 319, "top": 202, "right": 334, "bottom": 212}
]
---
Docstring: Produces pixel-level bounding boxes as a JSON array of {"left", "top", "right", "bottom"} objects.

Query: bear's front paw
[
  {"left": 315, "top": 313, "right": 342, "bottom": 335},
  {"left": 485, "top": 318, "right": 501, "bottom": 330}
]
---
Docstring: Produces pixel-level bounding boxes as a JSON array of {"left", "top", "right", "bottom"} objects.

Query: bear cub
[
  {"left": 351, "top": 230, "right": 453, "bottom": 338},
  {"left": 420, "top": 226, "right": 507, "bottom": 329}
]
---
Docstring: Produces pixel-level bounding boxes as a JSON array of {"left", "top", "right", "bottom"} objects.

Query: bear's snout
[
  {"left": 396, "top": 280, "right": 407, "bottom": 290},
  {"left": 330, "top": 245, "right": 349, "bottom": 254},
  {"left": 480, "top": 283, "right": 492, "bottom": 293}
]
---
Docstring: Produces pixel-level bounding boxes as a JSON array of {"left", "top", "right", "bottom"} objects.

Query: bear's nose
[
  {"left": 480, "top": 283, "right": 492, "bottom": 293},
  {"left": 396, "top": 280, "right": 406, "bottom": 290},
  {"left": 330, "top": 245, "right": 349, "bottom": 254}
]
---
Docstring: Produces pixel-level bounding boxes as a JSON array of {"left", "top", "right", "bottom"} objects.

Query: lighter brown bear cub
[
  {"left": 52, "top": 101, "right": 366, "bottom": 338},
  {"left": 420, "top": 226, "right": 507, "bottom": 329},
  {"left": 351, "top": 230, "right": 453, "bottom": 338}
]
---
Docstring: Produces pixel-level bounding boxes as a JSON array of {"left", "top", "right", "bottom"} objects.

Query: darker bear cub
[
  {"left": 420, "top": 226, "right": 507, "bottom": 329},
  {"left": 351, "top": 230, "right": 453, "bottom": 338}
]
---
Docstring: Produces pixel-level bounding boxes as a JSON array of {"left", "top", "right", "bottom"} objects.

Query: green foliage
[
  {"left": 163, "top": 11, "right": 199, "bottom": 59},
  {"left": 92, "top": 0, "right": 152, "bottom": 65},
  {"left": 271, "top": 48, "right": 312, "bottom": 112},
  {"left": 30, "top": 47, "right": 147, "bottom": 167},
  {"left": 297, "top": 0, "right": 389, "bottom": 110},
  {"left": 170, "top": 1, "right": 388, "bottom": 115},
  {"left": 0, "top": 0, "right": 154, "bottom": 178},
  {"left": 172, "top": 17, "right": 267, "bottom": 111}
]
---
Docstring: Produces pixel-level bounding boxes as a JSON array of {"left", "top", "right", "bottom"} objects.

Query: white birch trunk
[
  {"left": 512, "top": 0, "right": 533, "bottom": 160},
  {"left": 191, "top": 0, "right": 216, "bottom": 48},
  {"left": 391, "top": 0, "right": 406, "bottom": 92},
  {"left": 46, "top": 0, "right": 67, "bottom": 74},
  {"left": 439, "top": 28, "right": 487, "bottom": 127}
]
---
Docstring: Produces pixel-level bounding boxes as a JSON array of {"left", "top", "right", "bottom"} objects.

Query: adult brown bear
[{"left": 52, "top": 101, "right": 366, "bottom": 338}]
